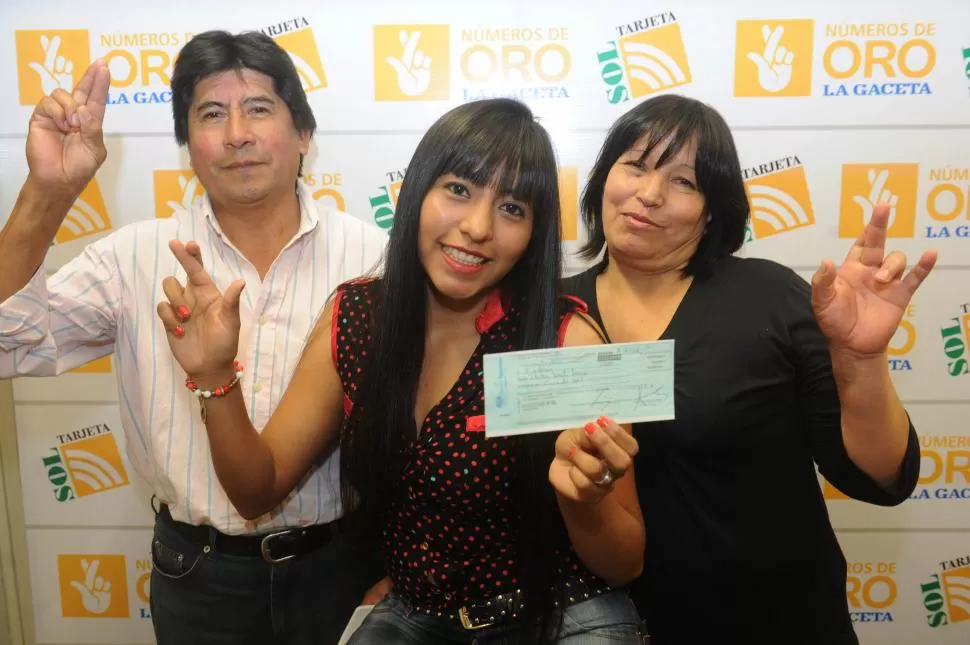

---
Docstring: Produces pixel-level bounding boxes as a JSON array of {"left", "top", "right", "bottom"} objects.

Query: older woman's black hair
[
  {"left": 579, "top": 94, "right": 749, "bottom": 276},
  {"left": 340, "top": 98, "right": 569, "bottom": 643},
  {"left": 170, "top": 30, "right": 316, "bottom": 174}
]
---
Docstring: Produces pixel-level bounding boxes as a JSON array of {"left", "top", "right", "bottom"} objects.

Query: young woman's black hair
[{"left": 340, "top": 98, "right": 569, "bottom": 641}]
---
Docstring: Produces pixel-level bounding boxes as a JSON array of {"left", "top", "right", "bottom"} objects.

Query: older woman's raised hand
[{"left": 811, "top": 203, "right": 937, "bottom": 358}]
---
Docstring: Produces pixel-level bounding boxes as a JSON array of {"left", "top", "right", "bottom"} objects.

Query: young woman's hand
[{"left": 550, "top": 417, "right": 638, "bottom": 504}]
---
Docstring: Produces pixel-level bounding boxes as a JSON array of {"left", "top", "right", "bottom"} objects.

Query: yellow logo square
[
  {"left": 559, "top": 167, "right": 579, "bottom": 241},
  {"left": 374, "top": 25, "right": 450, "bottom": 101},
  {"left": 618, "top": 24, "right": 692, "bottom": 98},
  {"left": 16, "top": 30, "right": 91, "bottom": 106},
  {"left": 70, "top": 356, "right": 112, "bottom": 374},
  {"left": 942, "top": 565, "right": 970, "bottom": 623},
  {"left": 839, "top": 164, "right": 920, "bottom": 239},
  {"left": 745, "top": 165, "right": 815, "bottom": 239},
  {"left": 154, "top": 170, "right": 206, "bottom": 218},
  {"left": 734, "top": 20, "right": 814, "bottom": 97},
  {"left": 389, "top": 179, "right": 403, "bottom": 207},
  {"left": 55, "top": 179, "right": 111, "bottom": 244},
  {"left": 274, "top": 28, "right": 328, "bottom": 93},
  {"left": 62, "top": 434, "right": 129, "bottom": 498},
  {"left": 821, "top": 478, "right": 849, "bottom": 500},
  {"left": 58, "top": 555, "right": 129, "bottom": 618}
]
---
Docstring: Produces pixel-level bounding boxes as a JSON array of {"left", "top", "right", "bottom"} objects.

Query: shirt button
[
  {"left": 254, "top": 382, "right": 263, "bottom": 393},
  {"left": 420, "top": 541, "right": 429, "bottom": 551},
  {"left": 258, "top": 315, "right": 267, "bottom": 326}
]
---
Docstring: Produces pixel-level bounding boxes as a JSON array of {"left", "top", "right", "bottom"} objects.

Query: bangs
[
  {"left": 623, "top": 102, "right": 706, "bottom": 170},
  {"left": 433, "top": 108, "right": 554, "bottom": 210},
  {"left": 579, "top": 93, "right": 749, "bottom": 270}
]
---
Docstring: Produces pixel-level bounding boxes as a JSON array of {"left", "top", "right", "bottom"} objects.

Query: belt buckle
[
  {"left": 260, "top": 530, "right": 297, "bottom": 565},
  {"left": 458, "top": 606, "right": 494, "bottom": 631}
]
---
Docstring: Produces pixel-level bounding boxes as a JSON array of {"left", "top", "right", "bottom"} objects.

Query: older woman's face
[{"left": 601, "top": 134, "right": 707, "bottom": 272}]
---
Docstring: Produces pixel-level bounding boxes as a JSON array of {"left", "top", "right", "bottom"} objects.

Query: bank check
[{"left": 482, "top": 340, "right": 675, "bottom": 438}]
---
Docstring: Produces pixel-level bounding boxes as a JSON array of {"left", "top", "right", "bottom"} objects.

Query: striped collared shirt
[{"left": 0, "top": 182, "right": 387, "bottom": 534}]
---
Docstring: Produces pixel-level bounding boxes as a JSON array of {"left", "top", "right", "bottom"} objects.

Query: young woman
[
  {"left": 156, "top": 98, "right": 646, "bottom": 644},
  {"left": 563, "top": 94, "right": 936, "bottom": 644}
]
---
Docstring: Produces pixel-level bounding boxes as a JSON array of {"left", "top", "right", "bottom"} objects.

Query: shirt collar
[
  {"left": 475, "top": 288, "right": 512, "bottom": 334},
  {"left": 200, "top": 181, "right": 319, "bottom": 239}
]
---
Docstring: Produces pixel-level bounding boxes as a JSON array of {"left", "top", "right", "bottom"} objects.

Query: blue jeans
[
  {"left": 149, "top": 508, "right": 383, "bottom": 645},
  {"left": 347, "top": 589, "right": 644, "bottom": 644}
]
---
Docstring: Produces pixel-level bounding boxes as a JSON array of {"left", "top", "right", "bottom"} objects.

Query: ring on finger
[{"left": 593, "top": 469, "right": 614, "bottom": 488}]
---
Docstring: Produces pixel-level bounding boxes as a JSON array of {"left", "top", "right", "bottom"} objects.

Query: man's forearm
[{"left": 0, "top": 176, "right": 77, "bottom": 302}]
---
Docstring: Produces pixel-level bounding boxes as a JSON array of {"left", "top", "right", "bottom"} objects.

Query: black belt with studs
[{"left": 457, "top": 590, "right": 525, "bottom": 630}]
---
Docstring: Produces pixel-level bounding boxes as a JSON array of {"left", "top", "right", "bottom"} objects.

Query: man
[{"left": 0, "top": 31, "right": 386, "bottom": 644}]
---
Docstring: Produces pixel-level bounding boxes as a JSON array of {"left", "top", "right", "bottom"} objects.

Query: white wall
[{"left": 0, "top": 0, "right": 968, "bottom": 643}]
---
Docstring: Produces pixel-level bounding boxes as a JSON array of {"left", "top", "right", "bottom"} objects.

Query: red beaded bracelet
[{"left": 185, "top": 361, "right": 244, "bottom": 422}]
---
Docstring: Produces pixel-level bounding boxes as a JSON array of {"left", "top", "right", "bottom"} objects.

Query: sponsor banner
[
  {"left": 15, "top": 404, "right": 153, "bottom": 527},
  {"left": 836, "top": 532, "right": 970, "bottom": 644},
  {"left": 27, "top": 528, "right": 154, "bottom": 644}
]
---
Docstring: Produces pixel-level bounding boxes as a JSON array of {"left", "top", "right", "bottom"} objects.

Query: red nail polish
[
  {"left": 584, "top": 422, "right": 597, "bottom": 436},
  {"left": 567, "top": 447, "right": 576, "bottom": 459},
  {"left": 597, "top": 417, "right": 609, "bottom": 428},
  {"left": 174, "top": 325, "right": 184, "bottom": 337},
  {"left": 177, "top": 305, "right": 191, "bottom": 321}
]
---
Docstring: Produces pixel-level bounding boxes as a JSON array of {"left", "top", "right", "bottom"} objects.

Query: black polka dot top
[{"left": 331, "top": 278, "right": 613, "bottom": 616}]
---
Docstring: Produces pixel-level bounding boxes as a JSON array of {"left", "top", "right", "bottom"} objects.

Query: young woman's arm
[
  {"left": 548, "top": 315, "right": 645, "bottom": 586},
  {"left": 157, "top": 241, "right": 346, "bottom": 520},
  {"left": 184, "top": 311, "right": 344, "bottom": 520}
]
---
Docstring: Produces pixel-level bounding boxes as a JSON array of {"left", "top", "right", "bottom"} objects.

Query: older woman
[{"left": 562, "top": 94, "right": 936, "bottom": 644}]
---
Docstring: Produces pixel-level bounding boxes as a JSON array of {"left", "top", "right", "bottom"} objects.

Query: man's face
[{"left": 186, "top": 68, "right": 309, "bottom": 207}]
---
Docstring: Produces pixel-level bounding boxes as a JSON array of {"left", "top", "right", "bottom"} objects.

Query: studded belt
[
  {"left": 456, "top": 589, "right": 525, "bottom": 630},
  {"left": 456, "top": 588, "right": 648, "bottom": 642},
  {"left": 412, "top": 585, "right": 618, "bottom": 632}
]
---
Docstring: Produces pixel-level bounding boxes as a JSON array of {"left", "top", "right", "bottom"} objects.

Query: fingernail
[
  {"left": 876, "top": 269, "right": 890, "bottom": 281},
  {"left": 597, "top": 416, "right": 611, "bottom": 428},
  {"left": 174, "top": 325, "right": 184, "bottom": 337},
  {"left": 584, "top": 422, "right": 597, "bottom": 436},
  {"left": 567, "top": 447, "right": 576, "bottom": 459},
  {"left": 177, "top": 305, "right": 191, "bottom": 321},
  {"left": 70, "top": 113, "right": 79, "bottom": 128}
]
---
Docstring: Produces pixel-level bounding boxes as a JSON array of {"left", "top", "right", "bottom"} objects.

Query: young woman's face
[
  {"left": 418, "top": 173, "right": 534, "bottom": 305},
  {"left": 601, "top": 134, "right": 707, "bottom": 272}
]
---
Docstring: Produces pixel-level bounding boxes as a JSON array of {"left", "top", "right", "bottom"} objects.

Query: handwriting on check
[{"left": 513, "top": 355, "right": 670, "bottom": 414}]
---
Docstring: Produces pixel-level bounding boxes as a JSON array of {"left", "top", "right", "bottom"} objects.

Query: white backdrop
[{"left": 0, "top": 1, "right": 968, "bottom": 643}]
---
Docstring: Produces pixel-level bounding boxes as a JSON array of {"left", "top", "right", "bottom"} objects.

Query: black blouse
[
  {"left": 563, "top": 255, "right": 920, "bottom": 644},
  {"left": 333, "top": 278, "right": 613, "bottom": 617}
]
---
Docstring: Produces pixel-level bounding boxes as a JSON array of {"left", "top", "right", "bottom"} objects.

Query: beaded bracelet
[{"left": 184, "top": 361, "right": 244, "bottom": 423}]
